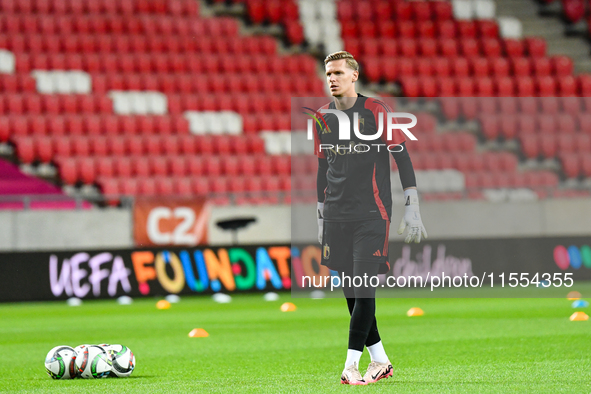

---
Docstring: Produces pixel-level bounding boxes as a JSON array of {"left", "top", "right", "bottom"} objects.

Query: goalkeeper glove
[
  {"left": 397, "top": 189, "right": 428, "bottom": 244},
  {"left": 317, "top": 202, "right": 324, "bottom": 245}
]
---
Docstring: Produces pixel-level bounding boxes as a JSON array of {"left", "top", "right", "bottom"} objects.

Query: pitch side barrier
[
  {"left": 290, "top": 236, "right": 591, "bottom": 298},
  {"left": 1, "top": 237, "right": 590, "bottom": 302}
]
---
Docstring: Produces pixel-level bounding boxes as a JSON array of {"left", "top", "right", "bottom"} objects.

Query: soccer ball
[
  {"left": 73, "top": 344, "right": 90, "bottom": 355},
  {"left": 105, "top": 344, "right": 135, "bottom": 378},
  {"left": 75, "top": 345, "right": 112, "bottom": 379},
  {"left": 45, "top": 346, "right": 77, "bottom": 379}
]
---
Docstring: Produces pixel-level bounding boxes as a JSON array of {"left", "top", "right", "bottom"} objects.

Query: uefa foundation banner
[
  {"left": 0, "top": 245, "right": 292, "bottom": 302},
  {"left": 1, "top": 238, "right": 591, "bottom": 302}
]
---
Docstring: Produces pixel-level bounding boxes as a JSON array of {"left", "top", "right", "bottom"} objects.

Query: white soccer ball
[
  {"left": 45, "top": 346, "right": 77, "bottom": 379},
  {"left": 75, "top": 345, "right": 112, "bottom": 379},
  {"left": 73, "top": 344, "right": 90, "bottom": 352},
  {"left": 105, "top": 344, "right": 136, "bottom": 377}
]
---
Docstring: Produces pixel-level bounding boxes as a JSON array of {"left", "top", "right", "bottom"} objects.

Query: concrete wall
[
  {"left": 289, "top": 199, "right": 591, "bottom": 243},
  {"left": 0, "top": 198, "right": 589, "bottom": 251},
  {"left": 0, "top": 209, "right": 132, "bottom": 251}
]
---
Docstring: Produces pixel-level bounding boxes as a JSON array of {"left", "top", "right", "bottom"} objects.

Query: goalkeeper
[{"left": 314, "top": 51, "right": 428, "bottom": 385}]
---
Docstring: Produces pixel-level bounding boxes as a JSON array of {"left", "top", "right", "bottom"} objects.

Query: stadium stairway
[{"left": 496, "top": 0, "right": 591, "bottom": 74}]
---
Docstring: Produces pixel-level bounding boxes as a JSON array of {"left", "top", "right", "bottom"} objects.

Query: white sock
[
  {"left": 367, "top": 341, "right": 389, "bottom": 363},
  {"left": 345, "top": 349, "right": 362, "bottom": 368}
]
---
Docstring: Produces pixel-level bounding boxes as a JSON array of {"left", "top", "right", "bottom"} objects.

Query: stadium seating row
[
  {"left": 2, "top": 34, "right": 280, "bottom": 56},
  {"left": 0, "top": 115, "right": 191, "bottom": 139},
  {"left": 11, "top": 52, "right": 295, "bottom": 75},
  {"left": 365, "top": 18, "right": 499, "bottom": 38},
  {"left": 97, "top": 174, "right": 291, "bottom": 197},
  {"left": 405, "top": 132, "right": 477, "bottom": 153},
  {"left": 399, "top": 74, "right": 584, "bottom": 97},
  {"left": 350, "top": 36, "right": 547, "bottom": 59},
  {"left": 340, "top": 19, "right": 501, "bottom": 39},
  {"left": 0, "top": 14, "right": 245, "bottom": 37},
  {"left": 0, "top": 0, "right": 198, "bottom": 15},
  {"left": 480, "top": 114, "right": 591, "bottom": 140},
  {"left": 464, "top": 170, "right": 559, "bottom": 189},
  {"left": 9, "top": 57, "right": 314, "bottom": 80},
  {"left": 55, "top": 153, "right": 291, "bottom": 184},
  {"left": 399, "top": 151, "right": 519, "bottom": 173},
  {"left": 441, "top": 96, "right": 591, "bottom": 119},
  {"left": 245, "top": 0, "right": 299, "bottom": 25},
  {"left": 360, "top": 56, "right": 572, "bottom": 83},
  {"left": 14, "top": 135, "right": 267, "bottom": 163},
  {"left": 0, "top": 112, "right": 294, "bottom": 138},
  {"left": 0, "top": 94, "right": 113, "bottom": 114},
  {"left": 520, "top": 134, "right": 591, "bottom": 159},
  {"left": 343, "top": 20, "right": 500, "bottom": 41},
  {"left": 0, "top": 74, "right": 36, "bottom": 92},
  {"left": 560, "top": 153, "right": 591, "bottom": 178},
  {"left": 337, "top": 0, "right": 454, "bottom": 22}
]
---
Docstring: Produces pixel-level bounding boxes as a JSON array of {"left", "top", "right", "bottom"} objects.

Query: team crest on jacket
[
  {"left": 357, "top": 117, "right": 364, "bottom": 133},
  {"left": 323, "top": 244, "right": 330, "bottom": 259}
]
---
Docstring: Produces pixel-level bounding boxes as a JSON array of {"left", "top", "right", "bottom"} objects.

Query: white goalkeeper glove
[
  {"left": 397, "top": 189, "right": 428, "bottom": 244},
  {"left": 317, "top": 202, "right": 324, "bottom": 245}
]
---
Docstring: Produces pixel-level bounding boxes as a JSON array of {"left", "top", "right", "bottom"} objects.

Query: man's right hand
[{"left": 317, "top": 202, "right": 324, "bottom": 244}]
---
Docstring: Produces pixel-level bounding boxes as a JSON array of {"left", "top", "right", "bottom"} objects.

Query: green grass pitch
[{"left": 0, "top": 291, "right": 590, "bottom": 393}]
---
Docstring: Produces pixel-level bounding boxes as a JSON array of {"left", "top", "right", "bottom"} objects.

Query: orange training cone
[
  {"left": 570, "top": 312, "right": 589, "bottom": 321},
  {"left": 567, "top": 291, "right": 582, "bottom": 300},
  {"left": 156, "top": 300, "right": 171, "bottom": 310},
  {"left": 407, "top": 307, "right": 424, "bottom": 317},
  {"left": 188, "top": 328, "right": 209, "bottom": 337},
  {"left": 280, "top": 302, "right": 297, "bottom": 312}
]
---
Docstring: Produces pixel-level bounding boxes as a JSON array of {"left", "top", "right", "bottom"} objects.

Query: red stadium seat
[
  {"left": 525, "top": 37, "right": 547, "bottom": 58},
  {"left": 432, "top": 1, "right": 453, "bottom": 20},
  {"left": 480, "top": 115, "right": 499, "bottom": 140},
  {"left": 477, "top": 20, "right": 499, "bottom": 38},
  {"left": 540, "top": 97, "right": 560, "bottom": 114},
  {"left": 503, "top": 39, "right": 525, "bottom": 58},
  {"left": 460, "top": 39, "right": 480, "bottom": 57},
  {"left": 578, "top": 74, "right": 591, "bottom": 96},
  {"left": 537, "top": 76, "right": 557, "bottom": 96},
  {"left": 499, "top": 115, "right": 517, "bottom": 139},
  {"left": 562, "top": 0, "right": 585, "bottom": 23},
  {"left": 436, "top": 20, "right": 456, "bottom": 38},
  {"left": 419, "top": 39, "right": 437, "bottom": 57},
  {"left": 456, "top": 21, "right": 477, "bottom": 38},
  {"left": 59, "top": 158, "right": 78, "bottom": 184},
  {"left": 552, "top": 55, "right": 574, "bottom": 76},
  {"left": 520, "top": 135, "right": 539, "bottom": 159},
  {"left": 540, "top": 134, "right": 557, "bottom": 158},
  {"left": 516, "top": 77, "right": 535, "bottom": 97},
  {"left": 456, "top": 78, "right": 475, "bottom": 97},
  {"left": 416, "top": 58, "right": 433, "bottom": 76},
  {"left": 481, "top": 39, "right": 502, "bottom": 58},
  {"left": 532, "top": 57, "right": 552, "bottom": 76},
  {"left": 439, "top": 38, "right": 458, "bottom": 57},
  {"left": 401, "top": 78, "right": 420, "bottom": 97},
  {"left": 452, "top": 58, "right": 470, "bottom": 77},
  {"left": 471, "top": 57, "right": 489, "bottom": 77},
  {"left": 557, "top": 76, "right": 577, "bottom": 96},
  {"left": 417, "top": 21, "right": 435, "bottom": 38},
  {"left": 475, "top": 78, "right": 494, "bottom": 96},
  {"left": 511, "top": 57, "right": 531, "bottom": 77},
  {"left": 561, "top": 155, "right": 580, "bottom": 178},
  {"left": 438, "top": 78, "right": 457, "bottom": 97},
  {"left": 420, "top": 78, "right": 438, "bottom": 97}
]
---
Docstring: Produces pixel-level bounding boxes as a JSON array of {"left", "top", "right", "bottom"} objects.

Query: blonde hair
[{"left": 324, "top": 51, "right": 359, "bottom": 72}]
